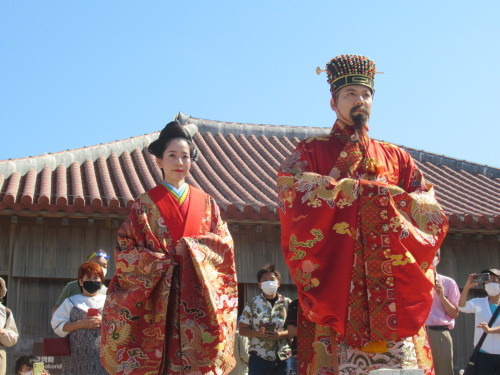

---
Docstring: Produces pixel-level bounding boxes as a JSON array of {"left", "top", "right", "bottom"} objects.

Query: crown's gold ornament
[{"left": 316, "top": 66, "right": 325, "bottom": 75}]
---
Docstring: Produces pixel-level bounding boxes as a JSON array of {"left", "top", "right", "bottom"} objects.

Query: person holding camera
[
  {"left": 425, "top": 249, "right": 460, "bottom": 375},
  {"left": 239, "top": 264, "right": 292, "bottom": 375},
  {"left": 458, "top": 268, "right": 500, "bottom": 374}
]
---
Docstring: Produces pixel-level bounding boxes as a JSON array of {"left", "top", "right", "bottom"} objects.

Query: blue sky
[{"left": 1, "top": 1, "right": 499, "bottom": 167}]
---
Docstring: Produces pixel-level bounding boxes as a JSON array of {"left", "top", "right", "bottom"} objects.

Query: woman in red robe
[{"left": 101, "top": 121, "right": 238, "bottom": 375}]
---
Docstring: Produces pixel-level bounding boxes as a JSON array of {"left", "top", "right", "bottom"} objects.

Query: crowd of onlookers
[
  {"left": 232, "top": 255, "right": 500, "bottom": 375},
  {"left": 0, "top": 250, "right": 109, "bottom": 375},
  {"left": 1, "top": 251, "right": 500, "bottom": 374}
]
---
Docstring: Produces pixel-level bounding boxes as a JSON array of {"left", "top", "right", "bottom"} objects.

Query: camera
[{"left": 472, "top": 273, "right": 490, "bottom": 284}]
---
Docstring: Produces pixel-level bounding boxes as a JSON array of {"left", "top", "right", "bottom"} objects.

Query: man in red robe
[{"left": 277, "top": 55, "right": 449, "bottom": 375}]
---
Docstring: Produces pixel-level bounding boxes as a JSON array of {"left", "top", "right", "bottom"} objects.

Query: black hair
[
  {"left": 257, "top": 263, "right": 281, "bottom": 282},
  {"left": 15, "top": 355, "right": 37, "bottom": 373},
  {"left": 148, "top": 121, "right": 199, "bottom": 162}
]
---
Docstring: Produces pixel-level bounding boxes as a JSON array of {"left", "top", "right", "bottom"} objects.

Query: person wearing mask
[
  {"left": 0, "top": 277, "right": 18, "bottom": 375},
  {"left": 239, "top": 264, "right": 291, "bottom": 375},
  {"left": 229, "top": 316, "right": 250, "bottom": 375},
  {"left": 51, "top": 262, "right": 107, "bottom": 375},
  {"left": 51, "top": 250, "right": 109, "bottom": 316},
  {"left": 425, "top": 249, "right": 460, "bottom": 375},
  {"left": 15, "top": 355, "right": 50, "bottom": 375},
  {"left": 459, "top": 268, "right": 500, "bottom": 375}
]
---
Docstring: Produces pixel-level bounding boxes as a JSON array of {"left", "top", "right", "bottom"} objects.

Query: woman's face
[
  {"left": 487, "top": 274, "right": 500, "bottom": 284},
  {"left": 79, "top": 273, "right": 102, "bottom": 296},
  {"left": 156, "top": 139, "right": 192, "bottom": 187}
]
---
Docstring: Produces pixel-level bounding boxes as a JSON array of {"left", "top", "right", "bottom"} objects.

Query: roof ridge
[{"left": 2, "top": 112, "right": 499, "bottom": 178}]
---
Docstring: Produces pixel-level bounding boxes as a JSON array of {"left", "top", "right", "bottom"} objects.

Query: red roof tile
[{"left": 1, "top": 113, "right": 499, "bottom": 228}]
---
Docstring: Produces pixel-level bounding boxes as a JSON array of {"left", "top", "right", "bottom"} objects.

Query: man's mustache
[{"left": 350, "top": 106, "right": 369, "bottom": 116}]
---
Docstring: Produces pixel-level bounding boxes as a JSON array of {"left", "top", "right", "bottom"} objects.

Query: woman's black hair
[{"left": 148, "top": 121, "right": 199, "bottom": 161}]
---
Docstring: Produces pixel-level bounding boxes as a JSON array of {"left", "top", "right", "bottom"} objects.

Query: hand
[
  {"left": 255, "top": 327, "right": 277, "bottom": 340},
  {"left": 175, "top": 240, "right": 186, "bottom": 258},
  {"left": 82, "top": 315, "right": 101, "bottom": 330},
  {"left": 464, "top": 273, "right": 478, "bottom": 289},
  {"left": 477, "top": 322, "right": 491, "bottom": 333},
  {"left": 435, "top": 280, "right": 445, "bottom": 299},
  {"left": 264, "top": 331, "right": 280, "bottom": 341}
]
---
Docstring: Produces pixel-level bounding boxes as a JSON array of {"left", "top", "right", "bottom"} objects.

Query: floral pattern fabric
[
  {"left": 62, "top": 306, "right": 108, "bottom": 375},
  {"left": 101, "top": 185, "right": 238, "bottom": 375},
  {"left": 278, "top": 122, "right": 448, "bottom": 374},
  {"left": 240, "top": 293, "right": 292, "bottom": 361}
]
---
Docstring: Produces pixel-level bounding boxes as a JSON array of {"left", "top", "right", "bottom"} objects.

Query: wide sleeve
[
  {"left": 0, "top": 306, "right": 18, "bottom": 347},
  {"left": 179, "top": 195, "right": 238, "bottom": 371},
  {"left": 101, "top": 197, "right": 175, "bottom": 374},
  {"left": 51, "top": 298, "right": 73, "bottom": 337},
  {"left": 278, "top": 140, "right": 449, "bottom": 344}
]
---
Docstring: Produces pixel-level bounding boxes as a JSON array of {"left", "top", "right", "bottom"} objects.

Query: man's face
[
  {"left": 258, "top": 271, "right": 280, "bottom": 287},
  {"left": 91, "top": 256, "right": 108, "bottom": 270},
  {"left": 330, "top": 84, "right": 373, "bottom": 128}
]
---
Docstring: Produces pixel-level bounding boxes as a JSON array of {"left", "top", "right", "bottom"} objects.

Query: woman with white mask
[{"left": 459, "top": 269, "right": 500, "bottom": 374}]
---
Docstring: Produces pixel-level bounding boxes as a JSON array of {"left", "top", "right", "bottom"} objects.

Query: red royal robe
[
  {"left": 101, "top": 185, "right": 238, "bottom": 375},
  {"left": 278, "top": 122, "right": 448, "bottom": 371}
]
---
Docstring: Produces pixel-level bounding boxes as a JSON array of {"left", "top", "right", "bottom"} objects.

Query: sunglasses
[{"left": 88, "top": 251, "right": 110, "bottom": 262}]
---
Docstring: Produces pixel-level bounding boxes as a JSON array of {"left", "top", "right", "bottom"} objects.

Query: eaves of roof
[{"left": 1, "top": 113, "right": 499, "bottom": 229}]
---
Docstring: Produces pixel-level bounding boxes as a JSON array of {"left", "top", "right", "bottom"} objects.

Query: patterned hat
[{"left": 318, "top": 54, "right": 376, "bottom": 96}]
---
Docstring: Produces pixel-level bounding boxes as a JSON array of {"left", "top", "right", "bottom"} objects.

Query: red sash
[{"left": 148, "top": 184, "right": 206, "bottom": 243}]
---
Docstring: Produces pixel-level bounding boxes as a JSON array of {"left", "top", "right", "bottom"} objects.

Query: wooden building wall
[{"left": 0, "top": 212, "right": 498, "bottom": 374}]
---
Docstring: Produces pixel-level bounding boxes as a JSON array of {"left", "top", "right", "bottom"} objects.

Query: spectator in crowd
[
  {"left": 51, "top": 262, "right": 107, "bottom": 375},
  {"left": 51, "top": 250, "right": 109, "bottom": 316},
  {"left": 0, "top": 277, "right": 18, "bottom": 375},
  {"left": 425, "top": 249, "right": 460, "bottom": 375},
  {"left": 459, "top": 268, "right": 500, "bottom": 375},
  {"left": 284, "top": 299, "right": 298, "bottom": 375},
  {"left": 15, "top": 355, "right": 49, "bottom": 375},
  {"left": 230, "top": 316, "right": 250, "bottom": 375},
  {"left": 239, "top": 264, "right": 291, "bottom": 375}
]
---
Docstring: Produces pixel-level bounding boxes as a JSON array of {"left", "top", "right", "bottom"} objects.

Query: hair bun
[{"left": 148, "top": 121, "right": 199, "bottom": 161}]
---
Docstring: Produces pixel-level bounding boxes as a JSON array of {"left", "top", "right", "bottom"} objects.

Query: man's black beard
[
  {"left": 349, "top": 105, "right": 369, "bottom": 130},
  {"left": 352, "top": 113, "right": 368, "bottom": 130}
]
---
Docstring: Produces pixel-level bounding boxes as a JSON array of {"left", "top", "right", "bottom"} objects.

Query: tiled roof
[{"left": 1, "top": 113, "right": 499, "bottom": 229}]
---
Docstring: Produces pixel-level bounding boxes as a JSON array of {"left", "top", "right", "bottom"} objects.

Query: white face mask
[
  {"left": 261, "top": 280, "right": 278, "bottom": 295},
  {"left": 485, "top": 282, "right": 500, "bottom": 297},
  {"left": 20, "top": 371, "right": 32, "bottom": 375},
  {"left": 102, "top": 268, "right": 107, "bottom": 277}
]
